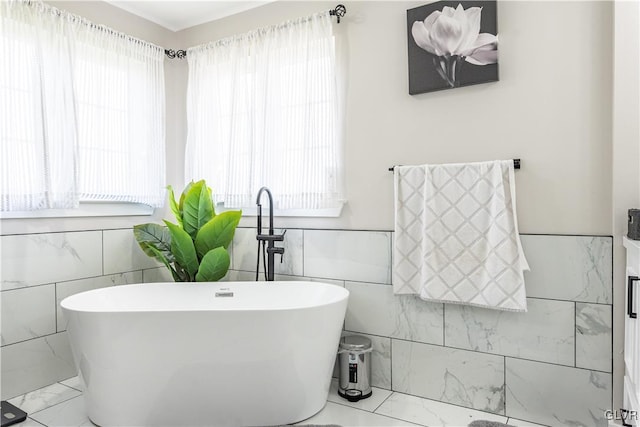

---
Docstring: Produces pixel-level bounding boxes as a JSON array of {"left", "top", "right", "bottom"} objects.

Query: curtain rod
[
  {"left": 164, "top": 4, "right": 347, "bottom": 60},
  {"left": 388, "top": 159, "right": 521, "bottom": 172}
]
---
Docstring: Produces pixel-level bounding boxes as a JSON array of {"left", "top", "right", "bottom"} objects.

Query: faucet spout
[
  {"left": 255, "top": 187, "right": 285, "bottom": 281},
  {"left": 256, "top": 186, "right": 274, "bottom": 237}
]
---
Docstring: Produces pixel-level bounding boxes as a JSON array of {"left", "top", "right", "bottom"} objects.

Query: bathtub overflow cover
[{"left": 215, "top": 290, "right": 234, "bottom": 297}]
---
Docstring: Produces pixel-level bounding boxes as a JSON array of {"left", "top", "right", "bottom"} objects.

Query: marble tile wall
[
  {"left": 1, "top": 227, "right": 614, "bottom": 427},
  {"left": 0, "top": 229, "right": 161, "bottom": 400},
  {"left": 225, "top": 230, "right": 614, "bottom": 427}
]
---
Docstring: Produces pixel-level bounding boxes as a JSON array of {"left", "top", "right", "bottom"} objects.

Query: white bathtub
[{"left": 61, "top": 281, "right": 349, "bottom": 427}]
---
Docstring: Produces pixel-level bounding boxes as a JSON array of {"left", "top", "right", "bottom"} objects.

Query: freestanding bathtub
[{"left": 61, "top": 281, "right": 349, "bottom": 427}]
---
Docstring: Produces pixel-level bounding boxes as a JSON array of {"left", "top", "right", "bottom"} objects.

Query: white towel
[{"left": 393, "top": 160, "right": 529, "bottom": 312}]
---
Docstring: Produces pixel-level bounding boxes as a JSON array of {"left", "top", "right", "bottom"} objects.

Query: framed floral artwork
[{"left": 407, "top": 1, "right": 498, "bottom": 95}]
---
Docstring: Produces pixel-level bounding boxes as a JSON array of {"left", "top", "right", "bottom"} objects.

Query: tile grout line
[
  {"left": 341, "top": 330, "right": 614, "bottom": 375},
  {"left": 28, "top": 393, "right": 84, "bottom": 418},
  {"left": 325, "top": 399, "right": 422, "bottom": 426},
  {"left": 371, "top": 390, "right": 394, "bottom": 413}
]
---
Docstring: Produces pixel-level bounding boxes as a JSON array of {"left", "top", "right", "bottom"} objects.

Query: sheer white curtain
[
  {"left": 73, "top": 21, "right": 165, "bottom": 206},
  {"left": 0, "top": 0, "right": 78, "bottom": 210},
  {"left": 185, "top": 12, "right": 344, "bottom": 211},
  {"left": 0, "top": 0, "right": 165, "bottom": 211}
]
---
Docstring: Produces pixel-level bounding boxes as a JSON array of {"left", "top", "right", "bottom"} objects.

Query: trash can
[{"left": 338, "top": 335, "right": 372, "bottom": 402}]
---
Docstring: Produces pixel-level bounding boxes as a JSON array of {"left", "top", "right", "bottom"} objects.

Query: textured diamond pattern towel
[{"left": 393, "top": 160, "right": 529, "bottom": 312}]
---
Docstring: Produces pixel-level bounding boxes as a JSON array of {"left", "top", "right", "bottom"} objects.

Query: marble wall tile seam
[
  {"left": 519, "top": 295, "right": 612, "bottom": 306},
  {"left": 0, "top": 228, "right": 108, "bottom": 237},
  {"left": 0, "top": 331, "right": 60, "bottom": 349},
  {"left": 504, "top": 355, "right": 615, "bottom": 377},
  {"left": 368, "top": 334, "right": 591, "bottom": 373},
  {"left": 1, "top": 281, "right": 56, "bottom": 293},
  {"left": 51, "top": 271, "right": 143, "bottom": 287},
  {"left": 101, "top": 230, "right": 105, "bottom": 277}
]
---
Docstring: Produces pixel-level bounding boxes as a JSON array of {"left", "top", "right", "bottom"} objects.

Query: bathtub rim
[{"left": 60, "top": 280, "right": 349, "bottom": 314}]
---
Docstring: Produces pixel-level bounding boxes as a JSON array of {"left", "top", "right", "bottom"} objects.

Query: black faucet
[{"left": 256, "top": 187, "right": 285, "bottom": 281}]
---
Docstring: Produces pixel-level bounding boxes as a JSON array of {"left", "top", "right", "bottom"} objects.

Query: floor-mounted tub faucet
[{"left": 256, "top": 187, "right": 285, "bottom": 281}]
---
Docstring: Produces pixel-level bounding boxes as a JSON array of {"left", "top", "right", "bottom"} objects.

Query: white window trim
[
  {"left": 217, "top": 204, "right": 344, "bottom": 218},
  {"left": 0, "top": 202, "right": 154, "bottom": 219}
]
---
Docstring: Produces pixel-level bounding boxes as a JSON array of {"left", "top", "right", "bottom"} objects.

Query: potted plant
[{"left": 134, "top": 180, "right": 241, "bottom": 282}]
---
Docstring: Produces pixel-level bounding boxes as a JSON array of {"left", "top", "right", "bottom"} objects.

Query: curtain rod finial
[{"left": 330, "top": 4, "right": 346, "bottom": 23}]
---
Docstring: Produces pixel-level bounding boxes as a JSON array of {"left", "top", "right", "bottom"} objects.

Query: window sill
[
  {"left": 218, "top": 205, "right": 343, "bottom": 218},
  {"left": 0, "top": 202, "right": 155, "bottom": 219}
]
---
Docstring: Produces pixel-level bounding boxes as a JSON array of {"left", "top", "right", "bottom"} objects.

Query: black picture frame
[{"left": 407, "top": 1, "right": 499, "bottom": 95}]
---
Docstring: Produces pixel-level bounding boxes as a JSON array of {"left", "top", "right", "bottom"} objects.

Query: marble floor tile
[
  {"left": 14, "top": 419, "right": 45, "bottom": 427},
  {"left": 375, "top": 392, "right": 508, "bottom": 427},
  {"left": 327, "top": 378, "right": 392, "bottom": 412},
  {"left": 29, "top": 396, "right": 92, "bottom": 427},
  {"left": 59, "top": 376, "right": 82, "bottom": 392},
  {"left": 7, "top": 383, "right": 81, "bottom": 415},
  {"left": 296, "top": 401, "right": 419, "bottom": 426},
  {"left": 506, "top": 418, "right": 549, "bottom": 427}
]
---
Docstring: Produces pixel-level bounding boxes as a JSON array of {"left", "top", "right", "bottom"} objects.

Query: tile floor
[{"left": 6, "top": 377, "right": 548, "bottom": 427}]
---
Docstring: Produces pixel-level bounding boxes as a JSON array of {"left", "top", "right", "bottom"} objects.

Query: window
[
  {"left": 184, "top": 12, "right": 345, "bottom": 214},
  {"left": 0, "top": 1, "right": 165, "bottom": 213}
]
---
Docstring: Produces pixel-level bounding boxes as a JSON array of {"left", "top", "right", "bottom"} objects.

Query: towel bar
[{"left": 388, "top": 159, "right": 521, "bottom": 172}]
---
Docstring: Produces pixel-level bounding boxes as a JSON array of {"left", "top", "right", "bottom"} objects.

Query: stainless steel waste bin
[{"left": 338, "top": 335, "right": 372, "bottom": 402}]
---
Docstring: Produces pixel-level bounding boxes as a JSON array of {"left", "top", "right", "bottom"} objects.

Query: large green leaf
[
  {"left": 166, "top": 185, "right": 182, "bottom": 228},
  {"left": 195, "top": 247, "right": 230, "bottom": 282},
  {"left": 133, "top": 223, "right": 174, "bottom": 262},
  {"left": 179, "top": 181, "right": 194, "bottom": 212},
  {"left": 164, "top": 220, "right": 199, "bottom": 280},
  {"left": 182, "top": 180, "right": 215, "bottom": 240},
  {"left": 194, "top": 210, "right": 242, "bottom": 259},
  {"left": 144, "top": 243, "right": 182, "bottom": 282}
]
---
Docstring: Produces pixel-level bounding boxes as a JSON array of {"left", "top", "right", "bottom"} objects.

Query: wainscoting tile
[
  {"left": 308, "top": 277, "right": 345, "bottom": 287},
  {"left": 142, "top": 267, "right": 175, "bottom": 283},
  {"left": 231, "top": 227, "right": 256, "bottom": 271},
  {"left": 56, "top": 272, "right": 142, "bottom": 332},
  {"left": 576, "top": 303, "right": 612, "bottom": 372},
  {"left": 342, "top": 332, "right": 392, "bottom": 390},
  {"left": 505, "top": 358, "right": 611, "bottom": 426},
  {"left": 304, "top": 230, "right": 391, "bottom": 284},
  {"left": 273, "top": 274, "right": 309, "bottom": 282},
  {"left": 1, "top": 332, "right": 76, "bottom": 400},
  {"left": 1, "top": 232, "right": 102, "bottom": 290},
  {"left": 375, "top": 392, "right": 508, "bottom": 426},
  {"left": 103, "top": 229, "right": 159, "bottom": 274},
  {"left": 520, "top": 235, "right": 612, "bottom": 303},
  {"left": 232, "top": 227, "right": 303, "bottom": 277},
  {"left": 444, "top": 298, "right": 575, "bottom": 366},
  {"left": 1, "top": 285, "right": 56, "bottom": 346},
  {"left": 142, "top": 267, "right": 174, "bottom": 283},
  {"left": 223, "top": 270, "right": 257, "bottom": 282},
  {"left": 327, "top": 378, "right": 393, "bottom": 412},
  {"left": 391, "top": 340, "right": 505, "bottom": 414},
  {"left": 345, "top": 282, "right": 443, "bottom": 345},
  {"left": 8, "top": 382, "right": 81, "bottom": 414}
]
